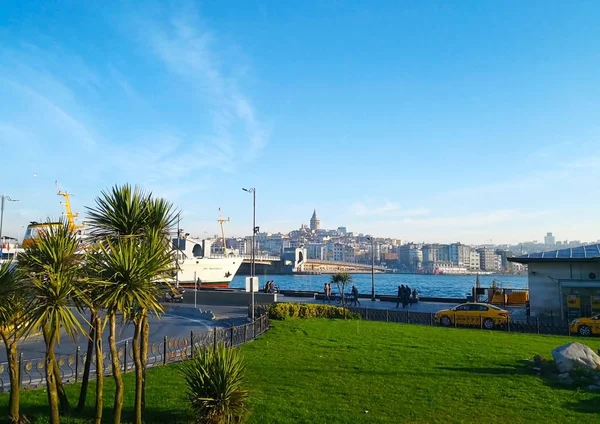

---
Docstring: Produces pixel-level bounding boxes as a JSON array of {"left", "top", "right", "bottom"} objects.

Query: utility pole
[
  {"left": 367, "top": 235, "right": 375, "bottom": 301},
  {"left": 242, "top": 187, "right": 257, "bottom": 321},
  {"left": 0, "top": 195, "right": 19, "bottom": 259}
]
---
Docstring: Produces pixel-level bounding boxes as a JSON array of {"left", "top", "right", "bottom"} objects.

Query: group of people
[
  {"left": 263, "top": 280, "right": 277, "bottom": 293},
  {"left": 396, "top": 284, "right": 418, "bottom": 309},
  {"left": 322, "top": 282, "right": 361, "bottom": 306}
]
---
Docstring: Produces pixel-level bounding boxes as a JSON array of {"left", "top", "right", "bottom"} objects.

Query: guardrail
[{"left": 0, "top": 314, "right": 270, "bottom": 394}]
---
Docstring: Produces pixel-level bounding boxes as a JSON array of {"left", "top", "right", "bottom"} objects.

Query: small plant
[{"left": 180, "top": 343, "right": 249, "bottom": 424}]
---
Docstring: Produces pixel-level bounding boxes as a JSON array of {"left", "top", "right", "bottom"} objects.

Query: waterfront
[{"left": 229, "top": 273, "right": 528, "bottom": 298}]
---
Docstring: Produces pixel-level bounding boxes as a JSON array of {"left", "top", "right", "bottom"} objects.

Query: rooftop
[{"left": 508, "top": 244, "right": 600, "bottom": 264}]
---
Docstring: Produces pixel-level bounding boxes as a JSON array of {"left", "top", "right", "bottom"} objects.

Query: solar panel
[
  {"left": 585, "top": 245, "right": 600, "bottom": 258},
  {"left": 571, "top": 247, "right": 586, "bottom": 258}
]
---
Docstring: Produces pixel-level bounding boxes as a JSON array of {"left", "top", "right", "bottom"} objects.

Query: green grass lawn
[{"left": 2, "top": 320, "right": 600, "bottom": 423}]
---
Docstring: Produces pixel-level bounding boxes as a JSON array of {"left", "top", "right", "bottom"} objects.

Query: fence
[
  {"left": 0, "top": 314, "right": 270, "bottom": 393},
  {"left": 252, "top": 304, "right": 577, "bottom": 337}
]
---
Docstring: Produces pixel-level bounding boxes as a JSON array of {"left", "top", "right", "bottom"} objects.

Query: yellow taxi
[
  {"left": 569, "top": 315, "right": 600, "bottom": 337},
  {"left": 434, "top": 302, "right": 511, "bottom": 329}
]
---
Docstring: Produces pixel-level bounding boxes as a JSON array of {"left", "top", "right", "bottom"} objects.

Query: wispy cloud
[
  {"left": 132, "top": 8, "right": 269, "bottom": 164},
  {"left": 392, "top": 209, "right": 552, "bottom": 228},
  {"left": 351, "top": 200, "right": 430, "bottom": 217}
]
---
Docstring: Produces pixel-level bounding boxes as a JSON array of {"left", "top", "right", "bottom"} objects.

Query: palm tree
[
  {"left": 331, "top": 273, "right": 352, "bottom": 319},
  {"left": 87, "top": 184, "right": 177, "bottom": 424},
  {"left": 73, "top": 260, "right": 106, "bottom": 424},
  {"left": 0, "top": 260, "right": 27, "bottom": 423},
  {"left": 18, "top": 221, "right": 86, "bottom": 424},
  {"left": 93, "top": 233, "right": 174, "bottom": 424}
]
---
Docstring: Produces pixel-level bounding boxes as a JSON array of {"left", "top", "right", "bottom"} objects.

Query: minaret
[{"left": 310, "top": 209, "right": 320, "bottom": 231}]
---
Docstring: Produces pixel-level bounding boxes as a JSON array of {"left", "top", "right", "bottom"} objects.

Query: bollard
[
  {"left": 430, "top": 312, "right": 433, "bottom": 326},
  {"left": 230, "top": 325, "right": 235, "bottom": 347},
  {"left": 480, "top": 314, "right": 483, "bottom": 329},
  {"left": 213, "top": 327, "right": 217, "bottom": 350},
  {"left": 536, "top": 317, "right": 540, "bottom": 334},
  {"left": 506, "top": 316, "right": 510, "bottom": 332},
  {"left": 243, "top": 324, "right": 247, "bottom": 344},
  {"left": 75, "top": 346, "right": 80, "bottom": 382},
  {"left": 163, "top": 336, "right": 167, "bottom": 365},
  {"left": 190, "top": 330, "right": 194, "bottom": 358},
  {"left": 454, "top": 312, "right": 457, "bottom": 328},
  {"left": 124, "top": 341, "right": 128, "bottom": 372},
  {"left": 406, "top": 310, "right": 410, "bottom": 324},
  {"left": 386, "top": 309, "right": 389, "bottom": 322}
]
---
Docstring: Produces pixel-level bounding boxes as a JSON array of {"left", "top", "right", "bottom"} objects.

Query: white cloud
[{"left": 351, "top": 201, "right": 430, "bottom": 217}]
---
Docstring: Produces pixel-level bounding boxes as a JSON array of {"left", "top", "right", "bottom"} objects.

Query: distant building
[
  {"left": 544, "top": 232, "right": 556, "bottom": 246},
  {"left": 307, "top": 243, "right": 325, "bottom": 260},
  {"left": 477, "top": 247, "right": 501, "bottom": 272},
  {"left": 310, "top": 210, "right": 321, "bottom": 231},
  {"left": 449, "top": 243, "right": 471, "bottom": 267},
  {"left": 422, "top": 244, "right": 449, "bottom": 264},
  {"left": 337, "top": 226, "right": 347, "bottom": 235},
  {"left": 469, "top": 251, "right": 481, "bottom": 271}
]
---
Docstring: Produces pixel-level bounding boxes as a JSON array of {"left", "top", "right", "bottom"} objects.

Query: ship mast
[
  {"left": 56, "top": 181, "right": 84, "bottom": 231},
  {"left": 217, "top": 208, "right": 230, "bottom": 256}
]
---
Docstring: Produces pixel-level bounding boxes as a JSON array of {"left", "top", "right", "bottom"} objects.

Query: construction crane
[
  {"left": 217, "top": 208, "right": 230, "bottom": 256},
  {"left": 55, "top": 181, "right": 85, "bottom": 231}
]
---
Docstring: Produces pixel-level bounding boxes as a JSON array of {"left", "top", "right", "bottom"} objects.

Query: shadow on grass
[
  {"left": 16, "top": 404, "right": 191, "bottom": 424},
  {"left": 439, "top": 361, "right": 600, "bottom": 414}
]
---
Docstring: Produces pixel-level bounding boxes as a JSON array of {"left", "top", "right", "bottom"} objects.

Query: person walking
[
  {"left": 352, "top": 285, "right": 361, "bottom": 306},
  {"left": 396, "top": 285, "right": 403, "bottom": 308}
]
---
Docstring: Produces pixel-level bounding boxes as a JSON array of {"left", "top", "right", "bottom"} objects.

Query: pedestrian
[
  {"left": 323, "top": 283, "right": 329, "bottom": 302},
  {"left": 327, "top": 283, "right": 332, "bottom": 303},
  {"left": 352, "top": 285, "right": 361, "bottom": 306},
  {"left": 396, "top": 284, "right": 403, "bottom": 308}
]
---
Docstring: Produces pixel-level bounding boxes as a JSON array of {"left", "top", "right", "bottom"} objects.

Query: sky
[{"left": 1, "top": 1, "right": 600, "bottom": 245}]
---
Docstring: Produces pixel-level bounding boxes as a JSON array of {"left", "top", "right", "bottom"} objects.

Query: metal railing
[
  {"left": 0, "top": 314, "right": 270, "bottom": 393},
  {"left": 252, "top": 303, "right": 577, "bottom": 337}
]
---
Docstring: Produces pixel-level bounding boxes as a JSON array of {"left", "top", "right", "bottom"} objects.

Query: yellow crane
[{"left": 55, "top": 181, "right": 85, "bottom": 231}]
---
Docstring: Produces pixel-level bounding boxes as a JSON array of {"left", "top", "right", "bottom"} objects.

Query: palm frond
[{"left": 18, "top": 220, "right": 87, "bottom": 342}]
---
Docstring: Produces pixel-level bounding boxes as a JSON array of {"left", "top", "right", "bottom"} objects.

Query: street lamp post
[
  {"left": 242, "top": 187, "right": 256, "bottom": 321},
  {"left": 369, "top": 236, "right": 375, "bottom": 301},
  {"left": 0, "top": 195, "right": 19, "bottom": 259}
]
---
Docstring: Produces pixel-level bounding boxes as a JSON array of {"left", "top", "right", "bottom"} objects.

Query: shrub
[
  {"left": 180, "top": 343, "right": 249, "bottom": 424},
  {"left": 268, "top": 302, "right": 360, "bottom": 320}
]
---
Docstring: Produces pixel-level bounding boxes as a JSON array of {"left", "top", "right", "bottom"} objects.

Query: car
[
  {"left": 569, "top": 315, "right": 600, "bottom": 337},
  {"left": 434, "top": 302, "right": 511, "bottom": 330}
]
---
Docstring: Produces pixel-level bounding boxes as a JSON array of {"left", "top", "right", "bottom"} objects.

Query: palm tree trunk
[
  {"left": 132, "top": 313, "right": 144, "bottom": 424},
  {"left": 77, "top": 310, "right": 97, "bottom": 412},
  {"left": 108, "top": 313, "right": 124, "bottom": 424},
  {"left": 140, "top": 314, "right": 149, "bottom": 411},
  {"left": 1, "top": 332, "right": 20, "bottom": 423},
  {"left": 54, "top": 357, "right": 70, "bottom": 414},
  {"left": 43, "top": 327, "right": 60, "bottom": 424},
  {"left": 94, "top": 314, "right": 103, "bottom": 424}
]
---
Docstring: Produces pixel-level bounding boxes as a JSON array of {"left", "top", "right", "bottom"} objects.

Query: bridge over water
[{"left": 235, "top": 253, "right": 387, "bottom": 274}]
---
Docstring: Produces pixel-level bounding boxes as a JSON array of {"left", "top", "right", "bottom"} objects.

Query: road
[{"left": 0, "top": 302, "right": 248, "bottom": 364}]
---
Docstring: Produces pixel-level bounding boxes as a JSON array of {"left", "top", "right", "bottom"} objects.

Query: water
[{"left": 229, "top": 273, "right": 528, "bottom": 299}]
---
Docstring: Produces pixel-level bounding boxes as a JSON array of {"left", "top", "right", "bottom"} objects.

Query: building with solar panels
[{"left": 509, "top": 244, "right": 600, "bottom": 320}]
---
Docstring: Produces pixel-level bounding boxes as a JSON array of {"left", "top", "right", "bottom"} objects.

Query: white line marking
[{"left": 162, "top": 313, "right": 213, "bottom": 330}]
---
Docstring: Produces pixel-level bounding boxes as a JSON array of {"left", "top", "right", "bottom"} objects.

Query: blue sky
[{"left": 1, "top": 1, "right": 600, "bottom": 244}]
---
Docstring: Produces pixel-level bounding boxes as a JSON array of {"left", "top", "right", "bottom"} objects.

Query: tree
[
  {"left": 331, "top": 273, "right": 352, "bottom": 318},
  {"left": 18, "top": 221, "right": 86, "bottom": 424},
  {"left": 87, "top": 184, "right": 177, "bottom": 424},
  {"left": 73, "top": 262, "right": 106, "bottom": 424},
  {"left": 0, "top": 260, "right": 27, "bottom": 423}
]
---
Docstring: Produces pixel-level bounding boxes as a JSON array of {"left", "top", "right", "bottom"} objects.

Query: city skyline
[{"left": 2, "top": 2, "right": 600, "bottom": 244}]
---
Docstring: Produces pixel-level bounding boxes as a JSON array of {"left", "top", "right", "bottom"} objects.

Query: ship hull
[{"left": 176, "top": 256, "right": 242, "bottom": 288}]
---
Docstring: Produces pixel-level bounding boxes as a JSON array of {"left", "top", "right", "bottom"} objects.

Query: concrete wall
[{"left": 528, "top": 262, "right": 600, "bottom": 316}]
